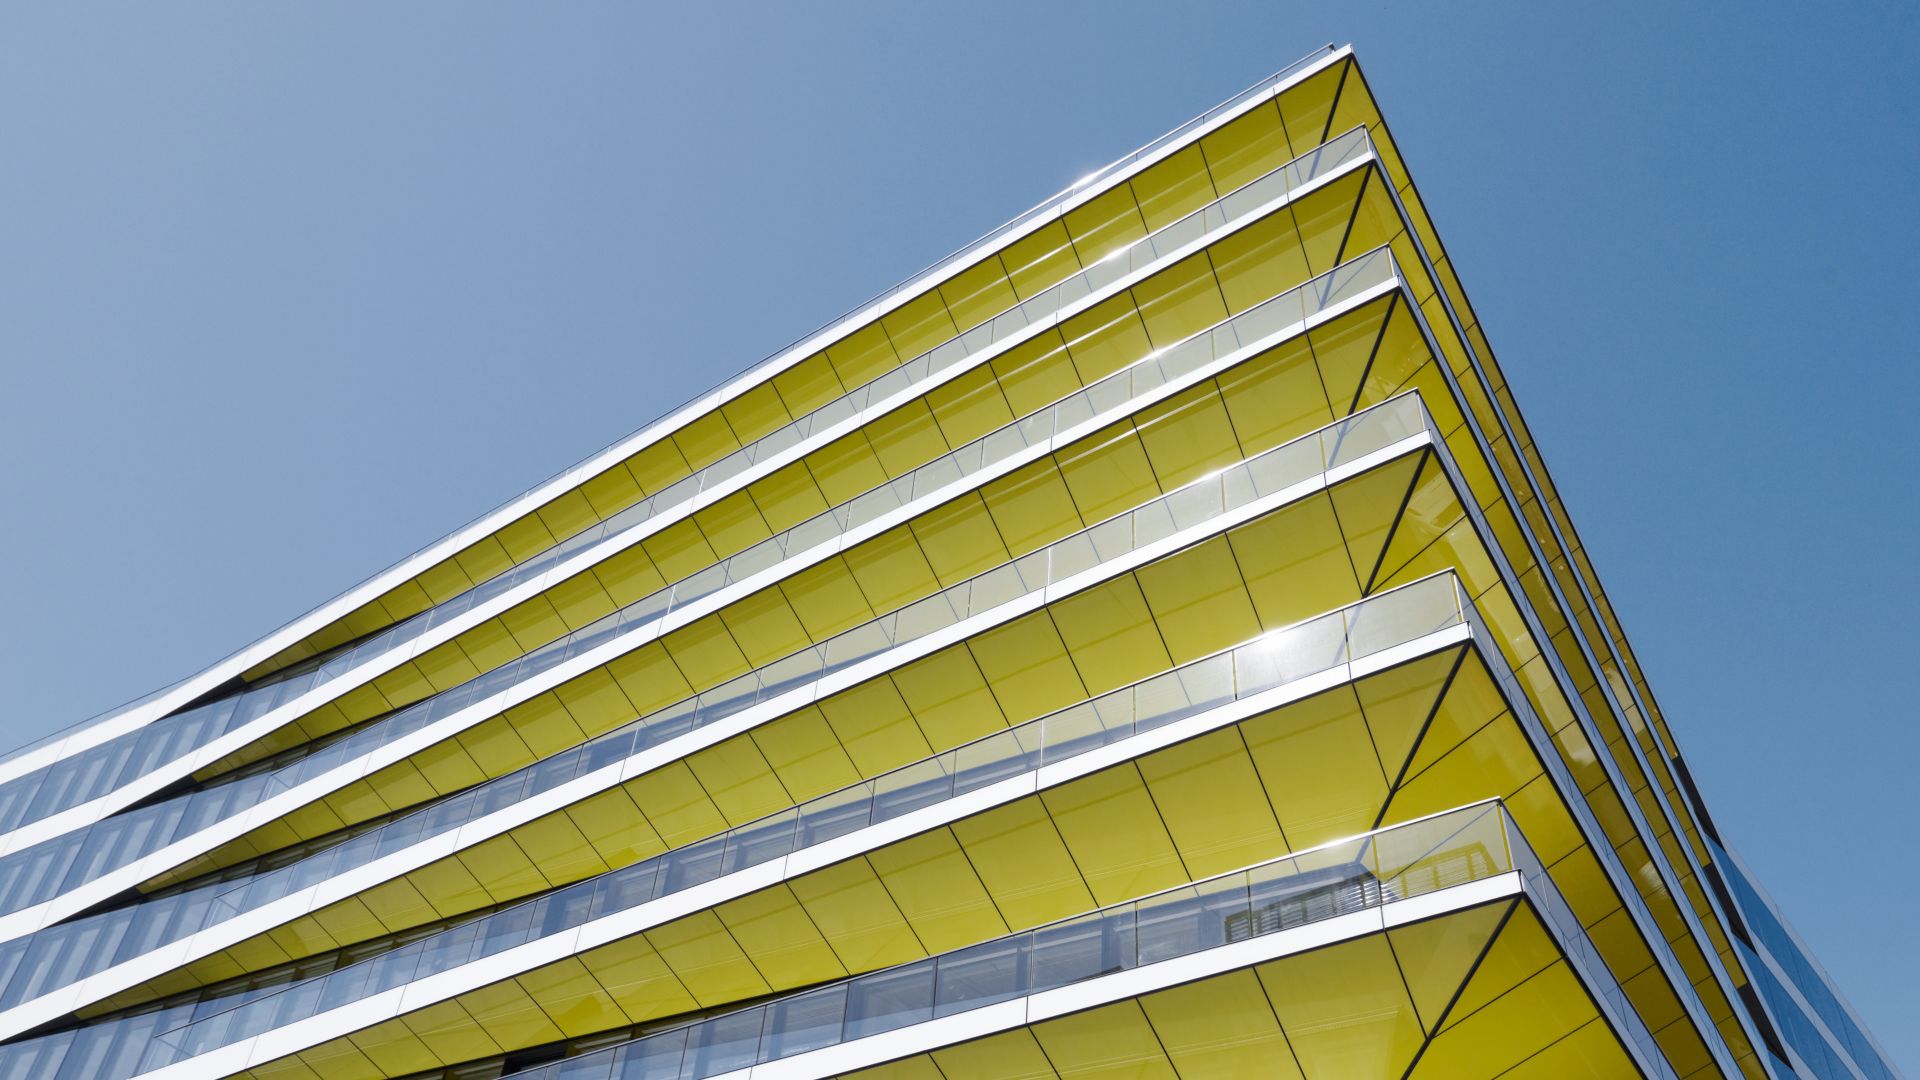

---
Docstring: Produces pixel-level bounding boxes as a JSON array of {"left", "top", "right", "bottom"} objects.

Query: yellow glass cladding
[
  {"left": 12, "top": 50, "right": 1789, "bottom": 1080},
  {"left": 827, "top": 902, "right": 1638, "bottom": 1080},
  {"left": 153, "top": 172, "right": 1389, "bottom": 882},
  {"left": 231, "top": 59, "right": 1361, "bottom": 691},
  {"left": 176, "top": 443, "right": 1711, "bottom": 1078}
]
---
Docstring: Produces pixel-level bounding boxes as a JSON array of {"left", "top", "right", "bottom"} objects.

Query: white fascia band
[
  {"left": 127, "top": 617, "right": 1466, "bottom": 1078},
  {"left": 0, "top": 145, "right": 1380, "bottom": 861},
  {"left": 4, "top": 48, "right": 1355, "bottom": 791},
  {"left": 0, "top": 428, "right": 1433, "bottom": 1037},
  {"left": 0, "top": 261, "right": 1403, "bottom": 948}
]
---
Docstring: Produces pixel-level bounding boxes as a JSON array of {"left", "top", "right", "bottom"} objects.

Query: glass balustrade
[
  {"left": 15, "top": 567, "right": 1471, "bottom": 1077},
  {"left": 0, "top": 121, "right": 1376, "bottom": 845},
  {"left": 0, "top": 243, "right": 1404, "bottom": 942},
  {"left": 500, "top": 799, "right": 1673, "bottom": 1080},
  {"left": 0, "top": 377, "right": 1425, "bottom": 1025}
]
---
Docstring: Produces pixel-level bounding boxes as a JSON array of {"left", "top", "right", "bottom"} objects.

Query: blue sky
[{"left": 2, "top": 1, "right": 1915, "bottom": 1069}]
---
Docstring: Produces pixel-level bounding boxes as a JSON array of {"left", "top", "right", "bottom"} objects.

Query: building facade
[{"left": 0, "top": 44, "right": 1896, "bottom": 1080}]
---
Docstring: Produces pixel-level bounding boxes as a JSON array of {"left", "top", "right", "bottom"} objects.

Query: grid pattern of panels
[{"left": 0, "top": 44, "right": 1889, "bottom": 1080}]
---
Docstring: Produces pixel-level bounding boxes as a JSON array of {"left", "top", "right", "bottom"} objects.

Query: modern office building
[{"left": 0, "top": 44, "right": 1895, "bottom": 1080}]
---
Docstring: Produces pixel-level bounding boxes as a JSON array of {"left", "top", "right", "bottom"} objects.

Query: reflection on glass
[
  {"left": 11, "top": 565, "right": 1471, "bottom": 1079},
  {"left": 0, "top": 386, "right": 1434, "bottom": 1036},
  {"left": 0, "top": 117, "right": 1375, "bottom": 850}
]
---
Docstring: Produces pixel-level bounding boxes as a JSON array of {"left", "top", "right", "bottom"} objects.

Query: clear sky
[{"left": 2, "top": 1, "right": 1915, "bottom": 1069}]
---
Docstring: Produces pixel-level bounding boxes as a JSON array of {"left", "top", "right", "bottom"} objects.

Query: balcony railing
[{"left": 0, "top": 242, "right": 1405, "bottom": 949}]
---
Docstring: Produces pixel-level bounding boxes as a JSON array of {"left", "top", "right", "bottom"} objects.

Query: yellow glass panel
[
  {"left": 624, "top": 439, "right": 693, "bottom": 497},
  {"left": 817, "top": 676, "right": 932, "bottom": 777},
  {"left": 929, "top": 1029, "right": 1059, "bottom": 1080},
  {"left": 1138, "top": 968, "right": 1303, "bottom": 1079},
  {"left": 452, "top": 536, "right": 515, "bottom": 591},
  {"left": 622, "top": 760, "right": 729, "bottom": 848},
  {"left": 889, "top": 647, "right": 1008, "bottom": 747},
  {"left": 684, "top": 735, "right": 789, "bottom": 826},
  {"left": 718, "top": 381, "right": 793, "bottom": 447},
  {"left": 669, "top": 409, "right": 741, "bottom": 473},
  {"left": 978, "top": 461, "right": 1082, "bottom": 556},
  {"left": 908, "top": 494, "right": 1010, "bottom": 585},
  {"left": 455, "top": 720, "right": 535, "bottom": 777},
  {"left": 843, "top": 529, "right": 941, "bottom": 616},
  {"left": 1059, "top": 292, "right": 1153, "bottom": 384},
  {"left": 771, "top": 355, "right": 846, "bottom": 419},
  {"left": 1042, "top": 764, "right": 1185, "bottom": 905},
  {"left": 603, "top": 642, "right": 693, "bottom": 716},
  {"left": 291, "top": 1038, "right": 381, "bottom": 1080},
  {"left": 990, "top": 329, "right": 1079, "bottom": 416},
  {"left": 1215, "top": 347, "right": 1329, "bottom": 465},
  {"left": 714, "top": 884, "right": 848, "bottom": 989},
  {"left": 454, "top": 617, "right": 523, "bottom": 674},
  {"left": 1385, "top": 898, "right": 1511, "bottom": 1031},
  {"left": 1055, "top": 422, "right": 1159, "bottom": 524},
  {"left": 999, "top": 220, "right": 1082, "bottom": 302},
  {"left": 1227, "top": 496, "right": 1363, "bottom": 630},
  {"left": 750, "top": 707, "right": 863, "bottom": 803},
  {"left": 403, "top": 1001, "right": 501, "bottom": 1070},
  {"left": 577, "top": 934, "right": 699, "bottom": 1022},
  {"left": 409, "top": 855, "right": 492, "bottom": 917},
  {"left": 1131, "top": 250, "right": 1229, "bottom": 347},
  {"left": 716, "top": 586, "right": 811, "bottom": 669},
  {"left": 1243, "top": 686, "right": 1388, "bottom": 849},
  {"left": 1421, "top": 959, "right": 1599, "bottom": 1078},
  {"left": 964, "top": 613, "right": 1088, "bottom": 724},
  {"left": 1132, "top": 535, "right": 1262, "bottom": 663},
  {"left": 1030, "top": 998, "right": 1176, "bottom": 1078},
  {"left": 658, "top": 616, "right": 749, "bottom": 690},
  {"left": 937, "top": 253, "right": 1018, "bottom": 333},
  {"left": 865, "top": 828, "right": 1009, "bottom": 954},
  {"left": 496, "top": 594, "right": 568, "bottom": 653},
  {"left": 564, "top": 787, "right": 664, "bottom": 867},
  {"left": 638, "top": 517, "right": 718, "bottom": 584},
  {"left": 1136, "top": 727, "right": 1287, "bottom": 878},
  {"left": 1047, "top": 576, "right": 1173, "bottom": 696},
  {"left": 1062, "top": 182, "right": 1148, "bottom": 263},
  {"left": 862, "top": 399, "right": 950, "bottom": 477},
  {"left": 1128, "top": 143, "right": 1216, "bottom": 230},
  {"left": 534, "top": 489, "right": 598, "bottom": 548},
  {"left": 1257, "top": 932, "right": 1424, "bottom": 1079},
  {"left": 414, "top": 559, "right": 475, "bottom": 604},
  {"left": 750, "top": 460, "right": 832, "bottom": 535},
  {"left": 508, "top": 812, "right": 609, "bottom": 885},
  {"left": 553, "top": 667, "right": 639, "bottom": 738},
  {"left": 948, "top": 798, "right": 1093, "bottom": 931},
  {"left": 645, "top": 909, "right": 773, "bottom": 1006},
  {"left": 1497, "top": 1016, "right": 1638, "bottom": 1080},
  {"left": 1291, "top": 168, "right": 1368, "bottom": 274},
  {"left": 1200, "top": 99, "right": 1295, "bottom": 193},
  {"left": 1208, "top": 209, "right": 1312, "bottom": 316},
  {"left": 500, "top": 695, "right": 582, "bottom": 765},
  {"left": 457, "top": 833, "right": 550, "bottom": 902},
  {"left": 880, "top": 290, "right": 960, "bottom": 361},
  {"left": 1327, "top": 451, "right": 1426, "bottom": 593},
  {"left": 787, "top": 858, "right": 923, "bottom": 971},
  {"left": 691, "top": 490, "right": 771, "bottom": 560},
  {"left": 922, "top": 362, "right": 1014, "bottom": 448},
  {"left": 1133, "top": 384, "right": 1242, "bottom": 488},
  {"left": 1275, "top": 61, "right": 1345, "bottom": 155},
  {"left": 1387, "top": 713, "right": 1539, "bottom": 828},
  {"left": 493, "top": 513, "right": 558, "bottom": 566},
  {"left": 782, "top": 557, "right": 877, "bottom": 639},
  {"left": 515, "top": 956, "right": 628, "bottom": 1037},
  {"left": 577, "top": 461, "right": 644, "bottom": 520},
  {"left": 458, "top": 977, "right": 566, "bottom": 1053}
]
